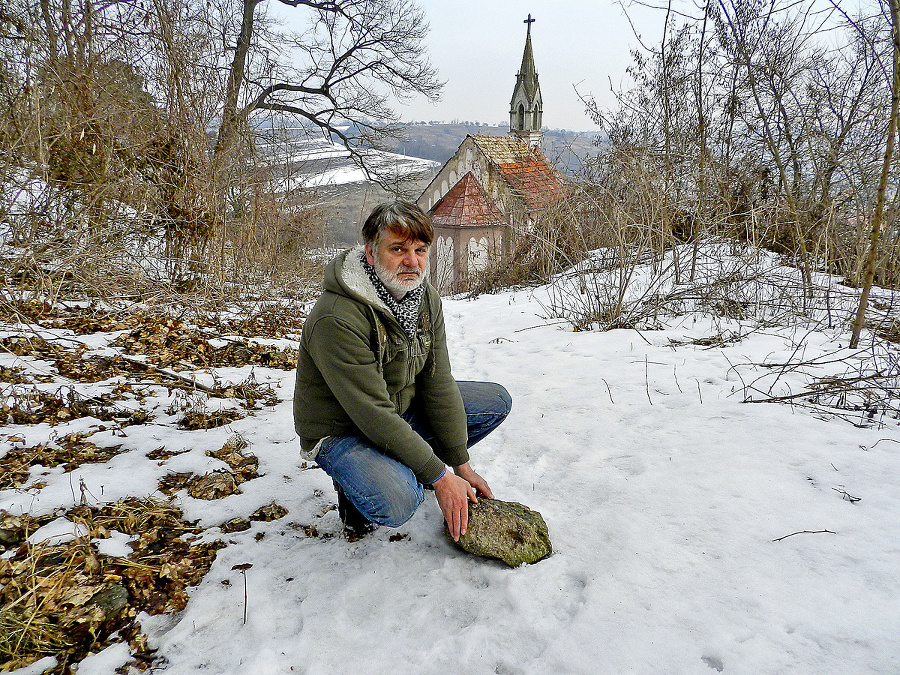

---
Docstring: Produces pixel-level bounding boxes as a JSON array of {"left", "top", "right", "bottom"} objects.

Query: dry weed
[{"left": 0, "top": 498, "right": 223, "bottom": 673}]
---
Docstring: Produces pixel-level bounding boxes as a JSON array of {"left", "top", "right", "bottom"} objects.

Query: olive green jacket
[{"left": 293, "top": 246, "right": 468, "bottom": 484}]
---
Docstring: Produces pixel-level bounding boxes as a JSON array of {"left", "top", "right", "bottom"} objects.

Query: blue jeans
[{"left": 314, "top": 381, "right": 511, "bottom": 527}]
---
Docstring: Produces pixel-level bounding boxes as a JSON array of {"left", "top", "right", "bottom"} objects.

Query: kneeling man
[{"left": 293, "top": 201, "right": 511, "bottom": 540}]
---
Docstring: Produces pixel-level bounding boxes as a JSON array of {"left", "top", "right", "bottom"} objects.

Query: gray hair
[{"left": 361, "top": 201, "right": 434, "bottom": 248}]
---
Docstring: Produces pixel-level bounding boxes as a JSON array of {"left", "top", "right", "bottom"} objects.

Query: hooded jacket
[{"left": 293, "top": 246, "right": 469, "bottom": 484}]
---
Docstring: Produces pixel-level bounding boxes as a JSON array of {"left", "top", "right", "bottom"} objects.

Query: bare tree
[
  {"left": 213, "top": 0, "right": 442, "bottom": 175},
  {"left": 850, "top": 0, "right": 900, "bottom": 348},
  {"left": 0, "top": 0, "right": 442, "bottom": 295}
]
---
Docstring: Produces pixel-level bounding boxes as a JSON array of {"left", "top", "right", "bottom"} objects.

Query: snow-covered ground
[
  {"left": 3, "top": 250, "right": 900, "bottom": 674},
  {"left": 259, "top": 137, "right": 439, "bottom": 191}
]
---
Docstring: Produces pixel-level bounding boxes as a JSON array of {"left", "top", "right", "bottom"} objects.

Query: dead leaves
[
  {"left": 187, "top": 472, "right": 238, "bottom": 500},
  {"left": 0, "top": 365, "right": 47, "bottom": 385},
  {"left": 0, "top": 303, "right": 301, "bottom": 672},
  {"left": 207, "top": 435, "right": 259, "bottom": 484},
  {"left": 0, "top": 498, "right": 223, "bottom": 672},
  {"left": 157, "top": 472, "right": 194, "bottom": 496},
  {"left": 0, "top": 299, "right": 304, "bottom": 340},
  {"left": 250, "top": 502, "right": 288, "bottom": 522},
  {"left": 196, "top": 305, "right": 305, "bottom": 339},
  {"left": 218, "top": 503, "right": 288, "bottom": 534},
  {"left": 113, "top": 319, "right": 297, "bottom": 372},
  {"left": 0, "top": 434, "right": 123, "bottom": 490},
  {"left": 217, "top": 372, "right": 280, "bottom": 409},
  {"left": 161, "top": 391, "right": 243, "bottom": 430},
  {"left": 156, "top": 436, "right": 264, "bottom": 500},
  {"left": 0, "top": 511, "right": 48, "bottom": 550},
  {"left": 0, "top": 300, "right": 141, "bottom": 334},
  {"left": 0, "top": 335, "right": 65, "bottom": 359},
  {"left": 54, "top": 352, "right": 147, "bottom": 383},
  {"left": 178, "top": 406, "right": 245, "bottom": 430},
  {"left": 0, "top": 385, "right": 152, "bottom": 427}
]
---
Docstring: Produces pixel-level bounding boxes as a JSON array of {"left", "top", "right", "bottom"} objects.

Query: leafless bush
[
  {"left": 0, "top": 0, "right": 350, "bottom": 313},
  {"left": 535, "top": 226, "right": 893, "bottom": 335},
  {"left": 466, "top": 182, "right": 631, "bottom": 296}
]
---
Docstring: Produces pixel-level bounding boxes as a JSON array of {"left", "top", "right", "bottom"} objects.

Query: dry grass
[{"left": 0, "top": 498, "right": 224, "bottom": 673}]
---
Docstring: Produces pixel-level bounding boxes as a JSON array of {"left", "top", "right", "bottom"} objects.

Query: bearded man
[{"left": 293, "top": 201, "right": 511, "bottom": 540}]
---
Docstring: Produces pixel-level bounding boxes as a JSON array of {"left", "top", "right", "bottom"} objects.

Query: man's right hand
[{"left": 432, "top": 471, "right": 477, "bottom": 542}]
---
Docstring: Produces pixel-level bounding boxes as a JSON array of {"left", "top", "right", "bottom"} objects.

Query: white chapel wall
[
  {"left": 467, "top": 236, "right": 490, "bottom": 274},
  {"left": 436, "top": 236, "right": 454, "bottom": 292}
]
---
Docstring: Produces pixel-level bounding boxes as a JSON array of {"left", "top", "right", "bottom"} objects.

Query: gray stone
[
  {"left": 445, "top": 498, "right": 552, "bottom": 567},
  {"left": 90, "top": 583, "right": 129, "bottom": 620}
]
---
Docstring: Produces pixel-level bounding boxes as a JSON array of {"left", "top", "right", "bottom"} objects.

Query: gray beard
[{"left": 372, "top": 257, "right": 427, "bottom": 298}]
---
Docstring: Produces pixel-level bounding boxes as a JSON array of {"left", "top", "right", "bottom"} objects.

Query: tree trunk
[
  {"left": 849, "top": 0, "right": 900, "bottom": 348},
  {"left": 214, "top": 0, "right": 262, "bottom": 163}
]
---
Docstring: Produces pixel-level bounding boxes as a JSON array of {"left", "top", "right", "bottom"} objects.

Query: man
[{"left": 293, "top": 201, "right": 511, "bottom": 541}]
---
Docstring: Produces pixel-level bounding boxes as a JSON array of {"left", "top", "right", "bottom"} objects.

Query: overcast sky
[
  {"left": 268, "top": 0, "right": 663, "bottom": 132},
  {"left": 403, "top": 0, "right": 858, "bottom": 131},
  {"left": 399, "top": 0, "right": 657, "bottom": 131},
  {"left": 267, "top": 1, "right": 864, "bottom": 132}
]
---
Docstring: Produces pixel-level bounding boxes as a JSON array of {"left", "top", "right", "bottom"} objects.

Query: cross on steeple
[{"left": 524, "top": 13, "right": 535, "bottom": 35}]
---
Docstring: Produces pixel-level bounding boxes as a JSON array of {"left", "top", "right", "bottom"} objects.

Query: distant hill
[
  {"left": 384, "top": 123, "right": 600, "bottom": 175},
  {"left": 254, "top": 131, "right": 441, "bottom": 245},
  {"left": 254, "top": 123, "right": 602, "bottom": 246}
]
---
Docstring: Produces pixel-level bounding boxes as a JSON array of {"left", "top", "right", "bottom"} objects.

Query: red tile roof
[
  {"left": 429, "top": 172, "right": 506, "bottom": 227},
  {"left": 469, "top": 135, "right": 566, "bottom": 210}
]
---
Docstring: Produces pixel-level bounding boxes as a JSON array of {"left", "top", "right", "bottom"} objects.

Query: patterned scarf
[{"left": 361, "top": 252, "right": 424, "bottom": 340}]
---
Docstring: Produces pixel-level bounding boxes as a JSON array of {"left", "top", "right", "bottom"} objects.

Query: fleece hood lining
[{"left": 339, "top": 245, "right": 391, "bottom": 314}]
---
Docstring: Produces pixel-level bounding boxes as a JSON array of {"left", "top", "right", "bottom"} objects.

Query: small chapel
[{"left": 417, "top": 15, "right": 566, "bottom": 294}]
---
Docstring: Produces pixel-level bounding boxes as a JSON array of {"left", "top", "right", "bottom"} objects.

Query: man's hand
[
  {"left": 433, "top": 471, "right": 476, "bottom": 542},
  {"left": 453, "top": 462, "right": 493, "bottom": 500}
]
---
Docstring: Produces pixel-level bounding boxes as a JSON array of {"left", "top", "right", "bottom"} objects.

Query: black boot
[{"left": 334, "top": 483, "right": 377, "bottom": 539}]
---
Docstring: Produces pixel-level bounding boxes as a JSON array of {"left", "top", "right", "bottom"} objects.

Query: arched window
[{"left": 517, "top": 104, "right": 525, "bottom": 129}]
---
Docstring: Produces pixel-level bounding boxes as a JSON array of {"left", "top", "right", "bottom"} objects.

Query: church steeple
[{"left": 509, "top": 14, "right": 543, "bottom": 148}]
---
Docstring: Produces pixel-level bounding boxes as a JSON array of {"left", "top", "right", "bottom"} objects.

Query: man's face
[{"left": 365, "top": 227, "right": 429, "bottom": 299}]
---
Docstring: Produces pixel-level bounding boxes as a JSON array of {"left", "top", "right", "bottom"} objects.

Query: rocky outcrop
[{"left": 445, "top": 498, "right": 551, "bottom": 567}]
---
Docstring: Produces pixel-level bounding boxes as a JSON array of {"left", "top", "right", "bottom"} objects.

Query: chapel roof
[
  {"left": 429, "top": 172, "right": 506, "bottom": 227},
  {"left": 469, "top": 135, "right": 565, "bottom": 210}
]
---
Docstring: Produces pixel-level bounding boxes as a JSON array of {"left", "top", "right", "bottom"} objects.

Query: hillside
[
  {"left": 254, "top": 132, "right": 441, "bottom": 245},
  {"left": 258, "top": 124, "right": 599, "bottom": 245},
  {"left": 385, "top": 122, "right": 600, "bottom": 174},
  {"left": 2, "top": 243, "right": 899, "bottom": 673}
]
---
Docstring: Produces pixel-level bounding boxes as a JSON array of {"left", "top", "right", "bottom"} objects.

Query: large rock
[{"left": 445, "top": 498, "right": 552, "bottom": 567}]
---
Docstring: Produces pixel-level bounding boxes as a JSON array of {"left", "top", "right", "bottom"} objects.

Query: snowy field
[
  {"left": 258, "top": 137, "right": 440, "bottom": 191},
  {"left": 4, "top": 252, "right": 900, "bottom": 674}
]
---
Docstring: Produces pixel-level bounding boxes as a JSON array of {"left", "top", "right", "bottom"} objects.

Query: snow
[
  {"left": 93, "top": 530, "right": 137, "bottom": 558},
  {"left": 8, "top": 657, "right": 57, "bottom": 675},
  {"left": 3, "top": 250, "right": 900, "bottom": 674},
  {"left": 73, "top": 642, "right": 131, "bottom": 674},
  {"left": 26, "top": 517, "right": 89, "bottom": 546},
  {"left": 260, "top": 137, "right": 439, "bottom": 191}
]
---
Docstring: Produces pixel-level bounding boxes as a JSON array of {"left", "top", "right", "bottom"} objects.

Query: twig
[
  {"left": 861, "top": 438, "right": 900, "bottom": 450},
  {"left": 772, "top": 529, "right": 836, "bottom": 542},
  {"left": 602, "top": 378, "right": 615, "bottom": 404},
  {"left": 721, "top": 352, "right": 748, "bottom": 400},
  {"left": 745, "top": 373, "right": 889, "bottom": 403},
  {"left": 232, "top": 563, "right": 252, "bottom": 624},
  {"left": 644, "top": 354, "right": 652, "bottom": 405},
  {"left": 513, "top": 320, "right": 569, "bottom": 333},
  {"left": 634, "top": 328, "right": 651, "bottom": 345},
  {"left": 116, "top": 353, "right": 218, "bottom": 394},
  {"left": 832, "top": 487, "right": 861, "bottom": 503}
]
